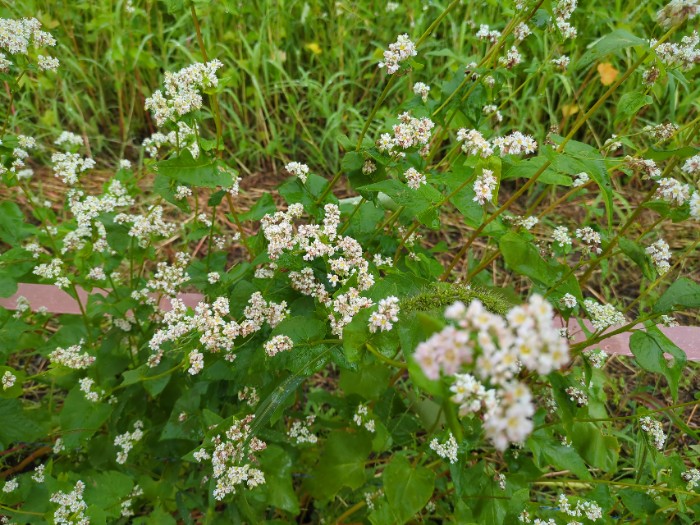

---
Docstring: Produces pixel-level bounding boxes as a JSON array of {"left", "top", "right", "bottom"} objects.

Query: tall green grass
[{"left": 1, "top": 0, "right": 697, "bottom": 177}]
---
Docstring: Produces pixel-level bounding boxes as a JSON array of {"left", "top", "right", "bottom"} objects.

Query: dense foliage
[{"left": 0, "top": 0, "right": 699, "bottom": 524}]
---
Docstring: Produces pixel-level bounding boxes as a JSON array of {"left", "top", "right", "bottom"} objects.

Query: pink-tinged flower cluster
[
  {"left": 377, "top": 111, "right": 435, "bottom": 158},
  {"left": 413, "top": 295, "right": 569, "bottom": 450},
  {"left": 378, "top": 34, "right": 417, "bottom": 74}
]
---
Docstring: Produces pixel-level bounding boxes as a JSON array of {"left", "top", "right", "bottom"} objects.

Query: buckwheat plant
[{"left": 0, "top": 1, "right": 699, "bottom": 523}]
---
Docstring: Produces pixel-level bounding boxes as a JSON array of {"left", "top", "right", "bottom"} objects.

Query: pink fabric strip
[{"left": 1, "top": 283, "right": 699, "bottom": 359}]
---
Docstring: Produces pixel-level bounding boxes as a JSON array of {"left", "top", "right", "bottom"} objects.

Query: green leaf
[
  {"left": 304, "top": 431, "right": 372, "bottom": 501},
  {"left": 569, "top": 422, "right": 619, "bottom": 473},
  {"left": 548, "top": 136, "right": 614, "bottom": 230},
  {"left": 616, "top": 92, "right": 653, "bottom": 121},
  {"left": 358, "top": 179, "right": 442, "bottom": 229},
  {"left": 59, "top": 387, "right": 113, "bottom": 449},
  {"left": 339, "top": 363, "right": 391, "bottom": 400},
  {"left": 0, "top": 398, "right": 47, "bottom": 448},
  {"left": 630, "top": 327, "right": 687, "bottom": 401},
  {"left": 577, "top": 29, "right": 646, "bottom": 69},
  {"left": 435, "top": 166, "right": 483, "bottom": 228},
  {"left": 341, "top": 151, "right": 364, "bottom": 172},
  {"left": 270, "top": 316, "right": 326, "bottom": 343},
  {"left": 383, "top": 455, "right": 435, "bottom": 524},
  {"left": 156, "top": 149, "right": 232, "bottom": 188},
  {"left": 0, "top": 201, "right": 34, "bottom": 245},
  {"left": 619, "top": 237, "right": 655, "bottom": 281},
  {"left": 502, "top": 156, "right": 571, "bottom": 186},
  {"left": 653, "top": 278, "right": 700, "bottom": 313},
  {"left": 528, "top": 432, "right": 592, "bottom": 480},
  {"left": 237, "top": 193, "right": 276, "bottom": 222},
  {"left": 499, "top": 231, "right": 582, "bottom": 301},
  {"left": 258, "top": 446, "right": 299, "bottom": 514},
  {"left": 85, "top": 471, "right": 134, "bottom": 520}
]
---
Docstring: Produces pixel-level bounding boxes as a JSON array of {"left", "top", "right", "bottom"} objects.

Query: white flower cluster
[
  {"left": 573, "top": 172, "right": 589, "bottom": 187},
  {"left": 114, "top": 420, "right": 144, "bottom": 464},
  {"left": 429, "top": 433, "right": 459, "bottom": 463},
  {"left": 288, "top": 415, "right": 318, "bottom": 444},
  {"left": 78, "top": 377, "right": 102, "bottom": 402},
  {"left": 51, "top": 152, "right": 96, "bottom": 185},
  {"left": 0, "top": 18, "right": 57, "bottom": 72},
  {"left": 200, "top": 415, "right": 267, "bottom": 501},
  {"left": 640, "top": 416, "right": 667, "bottom": 450},
  {"left": 554, "top": 0, "right": 578, "bottom": 39},
  {"left": 473, "top": 169, "right": 497, "bottom": 205},
  {"left": 262, "top": 204, "right": 376, "bottom": 336},
  {"left": 583, "top": 348, "right": 608, "bottom": 368},
  {"left": 456, "top": 129, "right": 493, "bottom": 157},
  {"left": 146, "top": 252, "right": 190, "bottom": 297},
  {"left": 457, "top": 129, "right": 537, "bottom": 158},
  {"left": 565, "top": 386, "right": 588, "bottom": 406},
  {"left": 404, "top": 167, "right": 426, "bottom": 189},
  {"left": 415, "top": 296, "right": 569, "bottom": 450},
  {"left": 188, "top": 350, "right": 204, "bottom": 375},
  {"left": 552, "top": 226, "right": 572, "bottom": 248},
  {"left": 143, "top": 121, "right": 200, "bottom": 158},
  {"left": 646, "top": 239, "right": 672, "bottom": 275},
  {"left": 378, "top": 34, "right": 417, "bottom": 74},
  {"left": 238, "top": 386, "right": 259, "bottom": 407},
  {"left": 49, "top": 481, "right": 89, "bottom": 525},
  {"left": 377, "top": 111, "right": 435, "bottom": 158},
  {"left": 2, "top": 370, "right": 16, "bottom": 390},
  {"left": 556, "top": 493, "right": 604, "bottom": 521},
  {"left": 514, "top": 22, "right": 532, "bottom": 42},
  {"left": 657, "top": 0, "right": 700, "bottom": 28},
  {"left": 33, "top": 257, "right": 67, "bottom": 288},
  {"left": 175, "top": 185, "right": 192, "bottom": 200},
  {"left": 560, "top": 293, "right": 577, "bottom": 309},
  {"left": 368, "top": 296, "right": 400, "bottom": 333},
  {"left": 115, "top": 205, "right": 177, "bottom": 248},
  {"left": 148, "top": 293, "right": 288, "bottom": 367},
  {"left": 691, "top": 192, "right": 700, "bottom": 220},
  {"left": 653, "top": 31, "right": 700, "bottom": 71},
  {"left": 32, "top": 464, "right": 45, "bottom": 483},
  {"left": 285, "top": 161, "right": 309, "bottom": 183},
  {"left": 476, "top": 24, "right": 501, "bottom": 43},
  {"left": 645, "top": 122, "right": 678, "bottom": 142},
  {"left": 49, "top": 341, "right": 94, "bottom": 369},
  {"left": 413, "top": 82, "right": 430, "bottom": 102},
  {"left": 482, "top": 104, "right": 503, "bottom": 123},
  {"left": 63, "top": 179, "right": 134, "bottom": 253},
  {"left": 55, "top": 131, "right": 84, "bottom": 148},
  {"left": 682, "top": 154, "right": 700, "bottom": 175},
  {"left": 264, "top": 334, "right": 294, "bottom": 357},
  {"left": 145, "top": 60, "right": 224, "bottom": 127},
  {"left": 682, "top": 468, "right": 700, "bottom": 491},
  {"left": 575, "top": 226, "right": 602, "bottom": 255},
  {"left": 551, "top": 55, "right": 570, "bottom": 70},
  {"left": 2, "top": 479, "right": 18, "bottom": 493},
  {"left": 498, "top": 46, "right": 523, "bottom": 68},
  {"left": 353, "top": 404, "right": 376, "bottom": 432},
  {"left": 655, "top": 177, "right": 691, "bottom": 206},
  {"left": 583, "top": 299, "right": 626, "bottom": 331}
]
